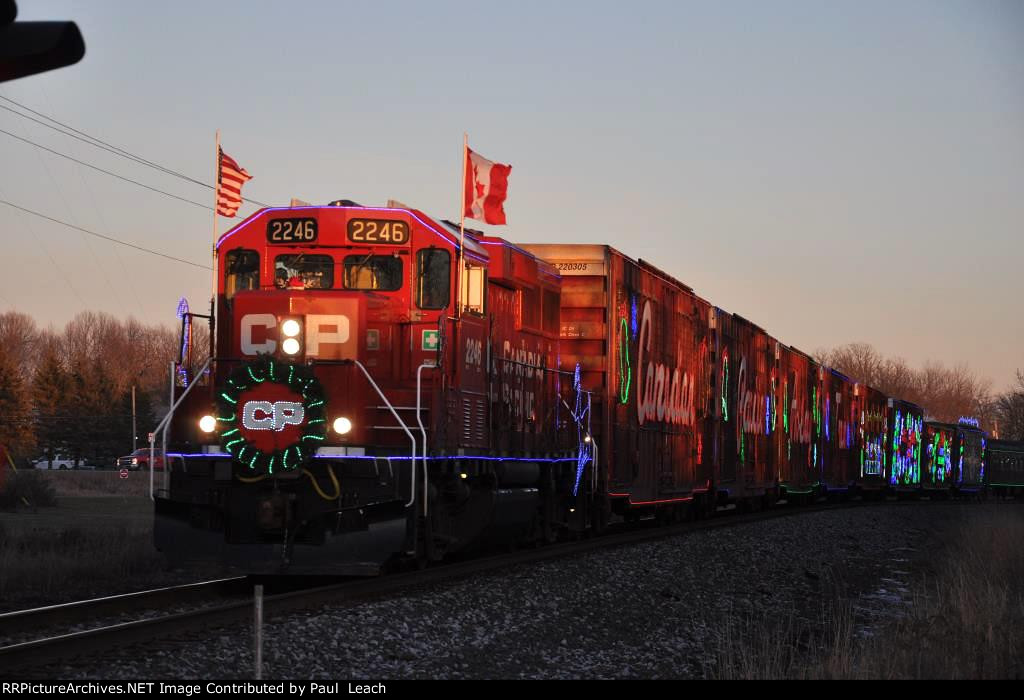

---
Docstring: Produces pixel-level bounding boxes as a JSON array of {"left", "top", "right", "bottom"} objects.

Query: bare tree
[
  {"left": 818, "top": 341, "right": 994, "bottom": 426},
  {"left": 992, "top": 371, "right": 1024, "bottom": 440},
  {"left": 0, "top": 311, "right": 40, "bottom": 380}
]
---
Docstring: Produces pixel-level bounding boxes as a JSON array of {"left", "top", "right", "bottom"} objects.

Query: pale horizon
[{"left": 1, "top": 0, "right": 1021, "bottom": 391}]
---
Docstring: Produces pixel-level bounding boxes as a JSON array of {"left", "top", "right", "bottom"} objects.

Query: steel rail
[
  {"left": 0, "top": 578, "right": 247, "bottom": 639},
  {"left": 0, "top": 500, "right": 897, "bottom": 674}
]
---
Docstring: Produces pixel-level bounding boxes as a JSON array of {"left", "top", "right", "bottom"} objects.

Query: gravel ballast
[{"left": 50, "top": 502, "right": 1001, "bottom": 679}]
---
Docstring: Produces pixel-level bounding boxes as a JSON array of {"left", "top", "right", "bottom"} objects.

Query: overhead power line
[
  {"left": 0, "top": 126, "right": 212, "bottom": 210},
  {"left": 0, "top": 199, "right": 211, "bottom": 270},
  {"left": 0, "top": 94, "right": 272, "bottom": 208}
]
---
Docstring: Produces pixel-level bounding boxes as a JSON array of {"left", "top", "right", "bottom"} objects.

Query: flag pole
[
  {"left": 212, "top": 130, "right": 220, "bottom": 295},
  {"left": 458, "top": 132, "right": 467, "bottom": 318},
  {"left": 211, "top": 129, "right": 220, "bottom": 357}
]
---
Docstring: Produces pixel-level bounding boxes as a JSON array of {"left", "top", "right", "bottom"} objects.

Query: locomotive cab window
[
  {"left": 343, "top": 254, "right": 403, "bottom": 291},
  {"left": 225, "top": 249, "right": 259, "bottom": 299},
  {"left": 460, "top": 265, "right": 486, "bottom": 315},
  {"left": 416, "top": 248, "right": 450, "bottom": 310},
  {"left": 275, "top": 254, "right": 333, "bottom": 290}
]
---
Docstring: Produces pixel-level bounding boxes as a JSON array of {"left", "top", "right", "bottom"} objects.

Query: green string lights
[
  {"left": 721, "top": 352, "right": 729, "bottom": 422},
  {"left": 618, "top": 317, "right": 631, "bottom": 405},
  {"left": 215, "top": 356, "right": 327, "bottom": 475}
]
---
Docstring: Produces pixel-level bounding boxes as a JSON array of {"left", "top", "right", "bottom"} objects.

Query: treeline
[
  {"left": 817, "top": 342, "right": 1024, "bottom": 440},
  {"left": 0, "top": 310, "right": 205, "bottom": 465}
]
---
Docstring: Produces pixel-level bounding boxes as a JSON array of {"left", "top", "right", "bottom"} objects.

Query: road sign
[{"left": 119, "top": 468, "right": 129, "bottom": 479}]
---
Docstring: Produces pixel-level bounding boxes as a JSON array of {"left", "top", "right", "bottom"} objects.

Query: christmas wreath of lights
[{"left": 215, "top": 356, "right": 327, "bottom": 474}]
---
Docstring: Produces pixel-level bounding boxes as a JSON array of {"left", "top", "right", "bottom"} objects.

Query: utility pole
[{"left": 132, "top": 385, "right": 137, "bottom": 452}]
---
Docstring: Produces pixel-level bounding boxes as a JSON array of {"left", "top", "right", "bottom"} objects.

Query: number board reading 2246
[
  {"left": 347, "top": 219, "right": 409, "bottom": 245},
  {"left": 267, "top": 218, "right": 317, "bottom": 243}
]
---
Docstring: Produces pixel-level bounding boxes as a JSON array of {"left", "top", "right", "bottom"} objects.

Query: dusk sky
[{"left": 0, "top": 1, "right": 1021, "bottom": 389}]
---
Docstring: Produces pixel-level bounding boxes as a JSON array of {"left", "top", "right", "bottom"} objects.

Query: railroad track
[{"left": 0, "top": 499, "right": 923, "bottom": 674}]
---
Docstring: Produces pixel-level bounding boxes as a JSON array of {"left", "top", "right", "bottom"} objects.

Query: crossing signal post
[{"left": 0, "top": 0, "right": 84, "bottom": 83}]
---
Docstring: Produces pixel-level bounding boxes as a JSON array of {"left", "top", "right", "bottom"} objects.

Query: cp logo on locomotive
[{"left": 241, "top": 400, "right": 306, "bottom": 432}]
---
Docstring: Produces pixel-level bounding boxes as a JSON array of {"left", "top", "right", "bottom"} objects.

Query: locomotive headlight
[
  {"left": 333, "top": 417, "right": 352, "bottom": 435},
  {"left": 282, "top": 337, "right": 301, "bottom": 355},
  {"left": 281, "top": 319, "right": 301, "bottom": 338},
  {"left": 199, "top": 415, "right": 217, "bottom": 433}
]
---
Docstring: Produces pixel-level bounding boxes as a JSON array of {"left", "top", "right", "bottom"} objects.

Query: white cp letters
[
  {"left": 240, "top": 314, "right": 277, "bottom": 355},
  {"left": 239, "top": 314, "right": 351, "bottom": 357},
  {"left": 305, "top": 315, "right": 349, "bottom": 356},
  {"left": 242, "top": 400, "right": 305, "bottom": 432}
]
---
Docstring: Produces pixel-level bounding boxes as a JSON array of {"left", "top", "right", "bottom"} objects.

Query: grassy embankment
[
  {"left": 713, "top": 504, "right": 1024, "bottom": 679},
  {"left": 0, "top": 470, "right": 211, "bottom": 611}
]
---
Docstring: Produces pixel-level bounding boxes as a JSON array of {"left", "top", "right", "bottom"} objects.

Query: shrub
[{"left": 0, "top": 470, "right": 58, "bottom": 510}]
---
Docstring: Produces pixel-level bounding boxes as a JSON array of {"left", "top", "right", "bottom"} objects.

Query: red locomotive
[{"left": 151, "top": 201, "right": 990, "bottom": 574}]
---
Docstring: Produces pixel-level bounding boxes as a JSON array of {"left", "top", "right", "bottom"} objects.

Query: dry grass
[
  {"left": 0, "top": 518, "right": 164, "bottom": 610},
  {"left": 712, "top": 505, "right": 1024, "bottom": 679},
  {"left": 25, "top": 469, "right": 154, "bottom": 498},
  {"left": 0, "top": 493, "right": 228, "bottom": 612}
]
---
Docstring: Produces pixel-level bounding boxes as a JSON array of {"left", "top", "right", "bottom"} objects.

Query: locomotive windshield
[
  {"left": 343, "top": 254, "right": 403, "bottom": 291},
  {"left": 225, "top": 249, "right": 259, "bottom": 299},
  {"left": 275, "top": 254, "right": 333, "bottom": 289}
]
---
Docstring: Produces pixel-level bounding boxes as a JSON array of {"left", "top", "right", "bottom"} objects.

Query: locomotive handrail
[
  {"left": 416, "top": 362, "right": 437, "bottom": 517},
  {"left": 149, "top": 357, "right": 212, "bottom": 500},
  {"left": 348, "top": 359, "right": 419, "bottom": 513}
]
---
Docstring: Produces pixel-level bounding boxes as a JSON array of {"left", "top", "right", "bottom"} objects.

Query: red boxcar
[
  {"left": 778, "top": 346, "right": 818, "bottom": 500},
  {"left": 854, "top": 383, "right": 889, "bottom": 496},
  {"left": 519, "top": 244, "right": 717, "bottom": 517},
  {"left": 820, "top": 368, "right": 858, "bottom": 495},
  {"left": 714, "top": 311, "right": 779, "bottom": 505}
]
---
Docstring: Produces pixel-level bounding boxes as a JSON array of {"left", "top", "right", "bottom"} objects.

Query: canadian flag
[{"left": 463, "top": 146, "right": 512, "bottom": 225}]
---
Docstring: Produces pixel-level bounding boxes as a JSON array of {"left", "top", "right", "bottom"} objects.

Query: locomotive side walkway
[{"left": 48, "top": 501, "right": 1023, "bottom": 679}]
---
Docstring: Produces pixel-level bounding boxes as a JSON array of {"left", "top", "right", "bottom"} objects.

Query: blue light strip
[
  {"left": 215, "top": 206, "right": 460, "bottom": 250},
  {"left": 166, "top": 452, "right": 578, "bottom": 463}
]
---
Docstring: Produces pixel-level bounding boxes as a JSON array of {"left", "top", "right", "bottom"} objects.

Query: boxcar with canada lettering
[
  {"left": 714, "top": 310, "right": 779, "bottom": 507},
  {"left": 518, "top": 243, "right": 717, "bottom": 521},
  {"left": 777, "top": 346, "right": 818, "bottom": 502},
  {"left": 819, "top": 368, "right": 858, "bottom": 496}
]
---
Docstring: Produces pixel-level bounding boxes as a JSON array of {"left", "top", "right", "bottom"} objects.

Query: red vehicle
[
  {"left": 777, "top": 346, "right": 818, "bottom": 501},
  {"left": 520, "top": 244, "right": 717, "bottom": 518},
  {"left": 853, "top": 382, "right": 889, "bottom": 497},
  {"left": 156, "top": 204, "right": 577, "bottom": 573},
  {"left": 117, "top": 448, "right": 165, "bottom": 471},
  {"left": 151, "top": 201, "right": 990, "bottom": 575},
  {"left": 819, "top": 368, "right": 858, "bottom": 496}
]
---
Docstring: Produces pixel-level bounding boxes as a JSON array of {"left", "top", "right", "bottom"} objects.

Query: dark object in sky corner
[{"left": 0, "top": 0, "right": 85, "bottom": 83}]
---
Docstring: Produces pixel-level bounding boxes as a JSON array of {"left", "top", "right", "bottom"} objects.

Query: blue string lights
[
  {"left": 569, "top": 363, "right": 593, "bottom": 497},
  {"left": 176, "top": 297, "right": 190, "bottom": 388}
]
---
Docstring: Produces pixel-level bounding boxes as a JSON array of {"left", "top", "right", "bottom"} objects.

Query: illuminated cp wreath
[{"left": 215, "top": 357, "right": 327, "bottom": 474}]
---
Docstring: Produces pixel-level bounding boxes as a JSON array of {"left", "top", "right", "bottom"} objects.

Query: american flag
[{"left": 216, "top": 148, "right": 252, "bottom": 217}]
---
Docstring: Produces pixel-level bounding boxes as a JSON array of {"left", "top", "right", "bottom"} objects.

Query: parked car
[
  {"left": 32, "top": 456, "right": 78, "bottom": 470},
  {"left": 116, "top": 448, "right": 165, "bottom": 471}
]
